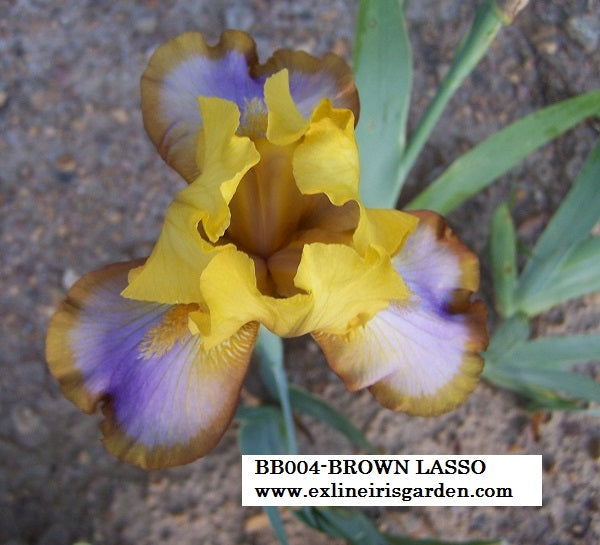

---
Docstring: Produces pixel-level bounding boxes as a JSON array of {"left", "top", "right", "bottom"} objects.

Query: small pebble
[
  {"left": 567, "top": 15, "right": 599, "bottom": 52},
  {"left": 538, "top": 40, "right": 558, "bottom": 55},
  {"left": 12, "top": 406, "right": 42, "bottom": 436},
  {"left": 55, "top": 154, "right": 77, "bottom": 174},
  {"left": 135, "top": 15, "right": 158, "bottom": 35},
  {"left": 62, "top": 268, "right": 79, "bottom": 290},
  {"left": 244, "top": 512, "right": 269, "bottom": 533},
  {"left": 0, "top": 90, "right": 8, "bottom": 109},
  {"left": 569, "top": 513, "right": 590, "bottom": 538},
  {"left": 110, "top": 108, "right": 129, "bottom": 124}
]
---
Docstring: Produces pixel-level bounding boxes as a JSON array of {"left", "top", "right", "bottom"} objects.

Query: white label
[{"left": 242, "top": 455, "right": 542, "bottom": 506}]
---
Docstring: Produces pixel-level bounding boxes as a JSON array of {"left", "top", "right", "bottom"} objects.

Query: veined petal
[
  {"left": 265, "top": 69, "right": 309, "bottom": 145},
  {"left": 396, "top": 210, "right": 480, "bottom": 309},
  {"left": 46, "top": 261, "right": 258, "bottom": 469},
  {"left": 314, "top": 213, "right": 488, "bottom": 415},
  {"left": 293, "top": 100, "right": 360, "bottom": 206},
  {"left": 255, "top": 49, "right": 359, "bottom": 122},
  {"left": 141, "top": 30, "right": 263, "bottom": 182}
]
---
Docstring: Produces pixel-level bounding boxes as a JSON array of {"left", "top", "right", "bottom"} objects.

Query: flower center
[{"left": 224, "top": 136, "right": 359, "bottom": 298}]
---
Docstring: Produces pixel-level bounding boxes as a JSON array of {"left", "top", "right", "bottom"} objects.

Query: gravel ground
[{"left": 1, "top": 1, "right": 599, "bottom": 544}]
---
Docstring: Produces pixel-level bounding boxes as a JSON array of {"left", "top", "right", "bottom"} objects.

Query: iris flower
[{"left": 46, "top": 31, "right": 487, "bottom": 469}]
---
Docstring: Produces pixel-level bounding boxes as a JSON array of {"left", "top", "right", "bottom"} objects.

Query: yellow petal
[
  {"left": 122, "top": 98, "right": 260, "bottom": 304},
  {"left": 196, "top": 248, "right": 311, "bottom": 348},
  {"left": 293, "top": 242, "right": 409, "bottom": 335},
  {"left": 193, "top": 96, "right": 261, "bottom": 241},
  {"left": 353, "top": 207, "right": 419, "bottom": 256},
  {"left": 198, "top": 242, "right": 409, "bottom": 348},
  {"left": 293, "top": 100, "right": 360, "bottom": 206},
  {"left": 255, "top": 48, "right": 360, "bottom": 121},
  {"left": 122, "top": 198, "right": 229, "bottom": 303},
  {"left": 265, "top": 69, "right": 309, "bottom": 146}
]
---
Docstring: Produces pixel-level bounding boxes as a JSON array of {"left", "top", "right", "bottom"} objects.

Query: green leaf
[
  {"left": 520, "top": 138, "right": 600, "bottom": 277},
  {"left": 407, "top": 90, "right": 600, "bottom": 214},
  {"left": 384, "top": 535, "right": 502, "bottom": 545},
  {"left": 288, "top": 384, "right": 377, "bottom": 453},
  {"left": 255, "top": 327, "right": 284, "bottom": 400},
  {"left": 297, "top": 507, "right": 502, "bottom": 545},
  {"left": 354, "top": 0, "right": 412, "bottom": 207},
  {"left": 482, "top": 365, "right": 581, "bottom": 410},
  {"left": 516, "top": 237, "right": 600, "bottom": 314},
  {"left": 541, "top": 236, "right": 600, "bottom": 308},
  {"left": 263, "top": 506, "right": 290, "bottom": 545},
  {"left": 496, "top": 335, "right": 600, "bottom": 371},
  {"left": 517, "top": 138, "right": 600, "bottom": 314},
  {"left": 490, "top": 203, "right": 517, "bottom": 317},
  {"left": 488, "top": 367, "right": 600, "bottom": 404},
  {"left": 396, "top": 0, "right": 509, "bottom": 195},
  {"left": 255, "top": 327, "right": 297, "bottom": 454},
  {"left": 237, "top": 406, "right": 287, "bottom": 456},
  {"left": 484, "top": 319, "right": 600, "bottom": 410},
  {"left": 484, "top": 315, "right": 529, "bottom": 362},
  {"left": 296, "top": 507, "right": 387, "bottom": 545}
]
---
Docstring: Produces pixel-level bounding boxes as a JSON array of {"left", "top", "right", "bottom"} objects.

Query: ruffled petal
[
  {"left": 255, "top": 49, "right": 359, "bottom": 122},
  {"left": 122, "top": 97, "right": 260, "bottom": 304},
  {"left": 141, "top": 30, "right": 263, "bottom": 182},
  {"left": 314, "top": 212, "right": 488, "bottom": 416},
  {"left": 46, "top": 261, "right": 258, "bottom": 469},
  {"left": 196, "top": 248, "right": 311, "bottom": 348},
  {"left": 293, "top": 100, "right": 360, "bottom": 206},
  {"left": 142, "top": 30, "right": 359, "bottom": 182},
  {"left": 264, "top": 69, "right": 309, "bottom": 145},
  {"left": 196, "top": 242, "right": 408, "bottom": 348},
  {"left": 395, "top": 210, "right": 480, "bottom": 309},
  {"left": 120, "top": 198, "right": 226, "bottom": 304},
  {"left": 353, "top": 207, "right": 419, "bottom": 256},
  {"left": 191, "top": 97, "right": 261, "bottom": 241},
  {"left": 293, "top": 242, "right": 409, "bottom": 334}
]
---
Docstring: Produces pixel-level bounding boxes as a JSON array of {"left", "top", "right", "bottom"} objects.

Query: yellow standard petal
[
  {"left": 293, "top": 99, "right": 360, "bottom": 206},
  {"left": 122, "top": 97, "right": 260, "bottom": 304},
  {"left": 192, "top": 96, "right": 261, "bottom": 241},
  {"left": 122, "top": 200, "right": 226, "bottom": 304},
  {"left": 264, "top": 69, "right": 309, "bottom": 146}
]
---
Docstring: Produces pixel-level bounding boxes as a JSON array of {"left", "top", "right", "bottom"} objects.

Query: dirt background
[{"left": 1, "top": 0, "right": 599, "bottom": 544}]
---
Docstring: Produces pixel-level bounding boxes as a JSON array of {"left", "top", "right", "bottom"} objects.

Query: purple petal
[
  {"left": 46, "top": 261, "right": 258, "bottom": 468},
  {"left": 315, "top": 212, "right": 487, "bottom": 415}
]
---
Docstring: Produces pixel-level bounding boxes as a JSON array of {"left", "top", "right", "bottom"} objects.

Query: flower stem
[
  {"left": 256, "top": 326, "right": 298, "bottom": 455},
  {"left": 395, "top": 0, "right": 528, "bottom": 196}
]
